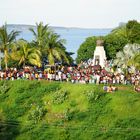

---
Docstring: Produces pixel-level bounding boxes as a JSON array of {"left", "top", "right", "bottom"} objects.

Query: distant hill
[{"left": 7, "top": 24, "right": 112, "bottom": 30}]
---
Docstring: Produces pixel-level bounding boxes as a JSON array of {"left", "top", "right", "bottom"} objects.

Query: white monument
[{"left": 92, "top": 40, "right": 107, "bottom": 68}]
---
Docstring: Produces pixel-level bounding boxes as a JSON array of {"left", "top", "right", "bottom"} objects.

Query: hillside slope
[{"left": 0, "top": 80, "right": 140, "bottom": 140}]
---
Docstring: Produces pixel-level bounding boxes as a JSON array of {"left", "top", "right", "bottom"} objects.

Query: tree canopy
[
  {"left": 113, "top": 44, "right": 140, "bottom": 73},
  {"left": 76, "top": 36, "right": 98, "bottom": 63},
  {"left": 76, "top": 20, "right": 140, "bottom": 63},
  {"left": 0, "top": 24, "right": 20, "bottom": 69},
  {"left": 0, "top": 22, "right": 73, "bottom": 69},
  {"left": 30, "top": 22, "right": 72, "bottom": 65}
]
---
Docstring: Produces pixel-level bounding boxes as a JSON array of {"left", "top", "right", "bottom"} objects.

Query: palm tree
[
  {"left": 44, "top": 33, "right": 69, "bottom": 65},
  {"left": 114, "top": 44, "right": 140, "bottom": 72},
  {"left": 30, "top": 22, "right": 70, "bottom": 65},
  {"left": 128, "top": 53, "right": 140, "bottom": 70},
  {"left": 11, "top": 40, "right": 41, "bottom": 67},
  {"left": 0, "top": 24, "right": 20, "bottom": 69},
  {"left": 29, "top": 22, "right": 51, "bottom": 50}
]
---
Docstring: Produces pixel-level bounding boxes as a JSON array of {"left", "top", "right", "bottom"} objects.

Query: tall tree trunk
[{"left": 4, "top": 50, "right": 8, "bottom": 70}]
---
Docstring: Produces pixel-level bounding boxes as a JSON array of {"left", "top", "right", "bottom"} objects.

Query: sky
[{"left": 0, "top": 0, "right": 140, "bottom": 28}]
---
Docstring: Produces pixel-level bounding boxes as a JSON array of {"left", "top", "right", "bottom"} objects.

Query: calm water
[{"left": 7, "top": 25, "right": 112, "bottom": 59}]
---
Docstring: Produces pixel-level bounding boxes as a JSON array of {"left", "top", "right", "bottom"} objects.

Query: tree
[
  {"left": 76, "top": 36, "right": 99, "bottom": 64},
  {"left": 126, "top": 20, "right": 140, "bottom": 44},
  {"left": 104, "top": 24, "right": 129, "bottom": 60},
  {"left": 29, "top": 22, "right": 51, "bottom": 51},
  {"left": 104, "top": 32, "right": 127, "bottom": 60},
  {"left": 44, "top": 33, "right": 70, "bottom": 65},
  {"left": 0, "top": 24, "right": 20, "bottom": 69},
  {"left": 110, "top": 20, "right": 140, "bottom": 44},
  {"left": 104, "top": 20, "right": 140, "bottom": 60},
  {"left": 113, "top": 44, "right": 140, "bottom": 72},
  {"left": 11, "top": 40, "right": 41, "bottom": 67},
  {"left": 128, "top": 53, "right": 140, "bottom": 70},
  {"left": 30, "top": 22, "right": 71, "bottom": 65}
]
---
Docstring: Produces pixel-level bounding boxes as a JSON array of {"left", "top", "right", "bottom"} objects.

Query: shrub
[
  {"left": 27, "top": 81, "right": 41, "bottom": 90},
  {"left": 0, "top": 94, "right": 9, "bottom": 101},
  {"left": 73, "top": 111, "right": 87, "bottom": 121},
  {"left": 105, "top": 118, "right": 140, "bottom": 140},
  {"left": 84, "top": 89, "right": 105, "bottom": 103},
  {"left": 70, "top": 100, "right": 77, "bottom": 107},
  {"left": 3, "top": 104, "right": 28, "bottom": 119},
  {"left": 59, "top": 128, "right": 70, "bottom": 140},
  {"left": 28, "top": 105, "right": 47, "bottom": 124},
  {"left": 52, "top": 90, "right": 68, "bottom": 104},
  {"left": 0, "top": 81, "right": 10, "bottom": 94},
  {"left": 0, "top": 120, "right": 19, "bottom": 140},
  {"left": 16, "top": 87, "right": 25, "bottom": 93},
  {"left": 63, "top": 109, "right": 73, "bottom": 121}
]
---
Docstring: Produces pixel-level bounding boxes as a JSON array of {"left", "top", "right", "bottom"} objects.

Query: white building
[{"left": 92, "top": 40, "right": 107, "bottom": 68}]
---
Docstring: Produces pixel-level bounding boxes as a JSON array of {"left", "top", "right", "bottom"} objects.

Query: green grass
[{"left": 0, "top": 80, "right": 140, "bottom": 140}]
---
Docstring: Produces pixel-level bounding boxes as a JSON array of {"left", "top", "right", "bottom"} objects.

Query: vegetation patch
[
  {"left": 0, "top": 81, "right": 10, "bottom": 94},
  {"left": 0, "top": 81, "right": 140, "bottom": 140},
  {"left": 52, "top": 90, "right": 69, "bottom": 104}
]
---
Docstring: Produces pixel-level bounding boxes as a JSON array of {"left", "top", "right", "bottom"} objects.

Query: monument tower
[{"left": 92, "top": 40, "right": 107, "bottom": 68}]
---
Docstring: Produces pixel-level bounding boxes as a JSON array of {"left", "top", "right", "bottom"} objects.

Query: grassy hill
[{"left": 0, "top": 80, "right": 140, "bottom": 140}]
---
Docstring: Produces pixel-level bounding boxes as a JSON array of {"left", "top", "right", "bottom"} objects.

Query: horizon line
[{"left": 6, "top": 23, "right": 114, "bottom": 30}]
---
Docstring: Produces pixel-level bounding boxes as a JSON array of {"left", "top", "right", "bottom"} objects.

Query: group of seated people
[
  {"left": 103, "top": 85, "right": 118, "bottom": 93},
  {"left": 134, "top": 85, "right": 140, "bottom": 92},
  {"left": 104, "top": 84, "right": 140, "bottom": 93}
]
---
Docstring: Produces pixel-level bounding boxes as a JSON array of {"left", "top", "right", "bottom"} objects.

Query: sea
[{"left": 7, "top": 25, "right": 112, "bottom": 59}]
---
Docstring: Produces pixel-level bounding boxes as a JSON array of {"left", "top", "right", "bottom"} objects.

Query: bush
[
  {"left": 105, "top": 118, "right": 140, "bottom": 140},
  {"left": 0, "top": 81, "right": 10, "bottom": 94},
  {"left": 63, "top": 109, "right": 74, "bottom": 121},
  {"left": 28, "top": 105, "right": 47, "bottom": 124},
  {"left": 52, "top": 90, "right": 68, "bottom": 104},
  {"left": 84, "top": 89, "right": 106, "bottom": 103},
  {"left": 27, "top": 81, "right": 41, "bottom": 90},
  {"left": 3, "top": 104, "right": 28, "bottom": 119},
  {"left": 70, "top": 100, "right": 77, "bottom": 107}
]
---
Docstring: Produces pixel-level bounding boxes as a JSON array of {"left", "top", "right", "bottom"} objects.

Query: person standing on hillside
[{"left": 96, "top": 74, "right": 100, "bottom": 84}]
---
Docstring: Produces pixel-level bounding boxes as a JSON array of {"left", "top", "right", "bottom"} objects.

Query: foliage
[
  {"left": 0, "top": 76, "right": 140, "bottom": 140},
  {"left": 76, "top": 36, "right": 98, "bottom": 63},
  {"left": 69, "top": 100, "right": 77, "bottom": 107},
  {"left": 28, "top": 105, "right": 47, "bottom": 124},
  {"left": 104, "top": 32, "right": 127, "bottom": 59},
  {"left": 0, "top": 22, "right": 73, "bottom": 70},
  {"left": 0, "top": 120, "right": 20, "bottom": 140},
  {"left": 11, "top": 40, "right": 42, "bottom": 67},
  {"left": 30, "top": 22, "right": 71, "bottom": 65},
  {"left": 0, "top": 81, "right": 10, "bottom": 94},
  {"left": 128, "top": 53, "right": 140, "bottom": 70},
  {"left": 52, "top": 90, "right": 68, "bottom": 104},
  {"left": 29, "top": 22, "right": 51, "bottom": 50},
  {"left": 44, "top": 33, "right": 70, "bottom": 65},
  {"left": 126, "top": 20, "right": 140, "bottom": 44},
  {"left": 0, "top": 24, "right": 20, "bottom": 69},
  {"left": 113, "top": 44, "right": 140, "bottom": 72},
  {"left": 77, "top": 20, "right": 140, "bottom": 61},
  {"left": 63, "top": 108, "right": 74, "bottom": 121},
  {"left": 104, "top": 20, "right": 140, "bottom": 60},
  {"left": 105, "top": 118, "right": 140, "bottom": 140},
  {"left": 84, "top": 89, "right": 105, "bottom": 103},
  {"left": 0, "top": 80, "right": 60, "bottom": 120}
]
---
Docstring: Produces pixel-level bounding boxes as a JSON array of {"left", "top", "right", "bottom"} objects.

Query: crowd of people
[{"left": 0, "top": 61, "right": 140, "bottom": 88}]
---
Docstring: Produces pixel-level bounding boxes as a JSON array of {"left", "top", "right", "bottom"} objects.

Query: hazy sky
[{"left": 0, "top": 0, "right": 140, "bottom": 28}]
